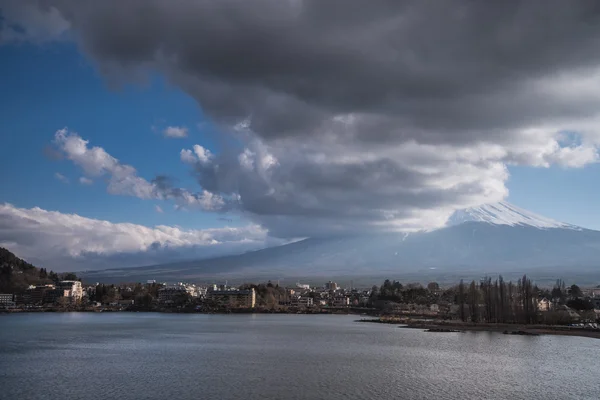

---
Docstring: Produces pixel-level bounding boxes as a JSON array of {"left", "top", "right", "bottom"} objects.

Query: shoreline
[
  {"left": 358, "top": 318, "right": 600, "bottom": 339},
  {"left": 4, "top": 310, "right": 599, "bottom": 339}
]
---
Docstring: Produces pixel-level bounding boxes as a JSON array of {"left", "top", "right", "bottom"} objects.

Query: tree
[
  {"left": 569, "top": 284, "right": 583, "bottom": 298},
  {"left": 467, "top": 280, "right": 479, "bottom": 322},
  {"left": 552, "top": 279, "right": 566, "bottom": 305},
  {"left": 427, "top": 282, "right": 440, "bottom": 292},
  {"left": 458, "top": 280, "right": 466, "bottom": 322},
  {"left": 566, "top": 298, "right": 594, "bottom": 311},
  {"left": 61, "top": 272, "right": 78, "bottom": 281},
  {"left": 48, "top": 271, "right": 59, "bottom": 283}
]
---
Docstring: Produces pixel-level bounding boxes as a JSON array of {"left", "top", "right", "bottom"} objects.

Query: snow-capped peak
[{"left": 447, "top": 201, "right": 580, "bottom": 230}]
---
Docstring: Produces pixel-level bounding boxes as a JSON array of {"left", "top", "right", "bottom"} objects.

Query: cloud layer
[
  {"left": 4, "top": 1, "right": 600, "bottom": 239},
  {"left": 0, "top": 203, "right": 274, "bottom": 271}
]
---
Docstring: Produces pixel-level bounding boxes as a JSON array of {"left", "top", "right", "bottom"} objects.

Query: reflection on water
[{"left": 0, "top": 313, "right": 598, "bottom": 400}]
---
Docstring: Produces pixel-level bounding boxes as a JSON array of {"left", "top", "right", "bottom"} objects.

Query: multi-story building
[
  {"left": 325, "top": 281, "right": 338, "bottom": 291},
  {"left": 0, "top": 293, "right": 15, "bottom": 307},
  {"left": 56, "top": 281, "right": 83, "bottom": 302},
  {"left": 331, "top": 296, "right": 350, "bottom": 307},
  {"left": 23, "top": 284, "right": 57, "bottom": 304},
  {"left": 158, "top": 285, "right": 189, "bottom": 304},
  {"left": 291, "top": 296, "right": 314, "bottom": 307},
  {"left": 208, "top": 288, "right": 256, "bottom": 308}
]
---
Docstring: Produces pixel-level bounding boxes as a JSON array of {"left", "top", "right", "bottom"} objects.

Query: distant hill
[
  {"left": 0, "top": 247, "right": 78, "bottom": 293},
  {"left": 80, "top": 202, "right": 600, "bottom": 285}
]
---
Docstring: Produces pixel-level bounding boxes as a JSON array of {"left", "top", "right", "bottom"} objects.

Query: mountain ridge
[{"left": 80, "top": 201, "right": 600, "bottom": 284}]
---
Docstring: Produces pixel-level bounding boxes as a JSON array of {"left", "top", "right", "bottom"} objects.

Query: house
[{"left": 538, "top": 298, "right": 551, "bottom": 312}]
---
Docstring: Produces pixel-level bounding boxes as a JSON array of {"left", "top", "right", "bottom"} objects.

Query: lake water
[{"left": 0, "top": 313, "right": 598, "bottom": 400}]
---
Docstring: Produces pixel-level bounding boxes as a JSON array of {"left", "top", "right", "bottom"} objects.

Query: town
[
  {"left": 2, "top": 248, "right": 600, "bottom": 335},
  {"left": 2, "top": 275, "right": 600, "bottom": 332}
]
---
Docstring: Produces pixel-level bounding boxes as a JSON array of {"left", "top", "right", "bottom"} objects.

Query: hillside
[{"left": 0, "top": 247, "right": 77, "bottom": 293}]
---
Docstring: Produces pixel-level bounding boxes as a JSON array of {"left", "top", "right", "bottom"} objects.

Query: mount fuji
[
  {"left": 447, "top": 201, "right": 580, "bottom": 230},
  {"left": 82, "top": 202, "right": 600, "bottom": 284}
]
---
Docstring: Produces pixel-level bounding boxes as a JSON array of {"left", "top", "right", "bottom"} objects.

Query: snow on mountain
[{"left": 447, "top": 201, "right": 580, "bottom": 230}]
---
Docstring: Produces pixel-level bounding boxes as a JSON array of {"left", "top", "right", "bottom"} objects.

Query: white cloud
[
  {"left": 79, "top": 177, "right": 93, "bottom": 185},
  {"left": 54, "top": 172, "right": 69, "bottom": 184},
  {"left": 181, "top": 145, "right": 213, "bottom": 164},
  {"left": 163, "top": 126, "right": 188, "bottom": 138},
  {"left": 0, "top": 203, "right": 272, "bottom": 270},
  {"left": 54, "top": 128, "right": 226, "bottom": 211},
  {"left": 180, "top": 149, "right": 196, "bottom": 164},
  {"left": 193, "top": 144, "right": 212, "bottom": 163},
  {"left": 155, "top": 205, "right": 164, "bottom": 213}
]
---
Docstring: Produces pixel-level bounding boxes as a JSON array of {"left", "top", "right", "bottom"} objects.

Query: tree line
[{"left": 371, "top": 275, "right": 597, "bottom": 325}]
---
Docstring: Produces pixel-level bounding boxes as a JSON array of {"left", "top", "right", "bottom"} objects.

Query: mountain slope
[
  {"left": 447, "top": 201, "right": 579, "bottom": 229},
  {"left": 82, "top": 202, "right": 600, "bottom": 283}
]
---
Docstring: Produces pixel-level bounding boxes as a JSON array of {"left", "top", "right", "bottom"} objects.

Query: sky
[{"left": 1, "top": 0, "right": 600, "bottom": 271}]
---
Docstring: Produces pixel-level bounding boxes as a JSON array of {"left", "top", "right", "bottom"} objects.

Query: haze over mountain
[{"left": 81, "top": 202, "right": 600, "bottom": 284}]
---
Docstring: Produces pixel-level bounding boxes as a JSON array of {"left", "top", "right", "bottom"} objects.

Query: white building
[
  {"left": 291, "top": 296, "right": 314, "bottom": 307},
  {"left": 57, "top": 281, "right": 83, "bottom": 302},
  {"left": 332, "top": 296, "right": 350, "bottom": 307}
]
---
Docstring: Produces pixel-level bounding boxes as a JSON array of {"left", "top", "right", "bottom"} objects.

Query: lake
[{"left": 0, "top": 313, "right": 598, "bottom": 400}]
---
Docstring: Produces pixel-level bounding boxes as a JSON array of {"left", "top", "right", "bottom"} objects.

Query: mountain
[{"left": 81, "top": 202, "right": 600, "bottom": 284}]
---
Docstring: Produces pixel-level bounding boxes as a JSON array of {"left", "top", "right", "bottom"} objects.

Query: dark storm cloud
[
  {"left": 38, "top": 0, "right": 600, "bottom": 142},
  {"left": 4, "top": 0, "right": 600, "bottom": 237}
]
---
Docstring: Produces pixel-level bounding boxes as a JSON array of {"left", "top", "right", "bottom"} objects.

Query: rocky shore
[{"left": 357, "top": 318, "right": 600, "bottom": 339}]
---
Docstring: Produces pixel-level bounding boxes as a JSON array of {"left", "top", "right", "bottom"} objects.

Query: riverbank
[{"left": 358, "top": 318, "right": 600, "bottom": 339}]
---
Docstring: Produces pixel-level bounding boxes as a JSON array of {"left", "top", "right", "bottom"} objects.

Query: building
[
  {"left": 331, "top": 296, "right": 349, "bottom": 307},
  {"left": 325, "top": 281, "right": 338, "bottom": 291},
  {"left": 291, "top": 296, "right": 314, "bottom": 307},
  {"left": 208, "top": 288, "right": 256, "bottom": 308},
  {"left": 23, "top": 284, "right": 57, "bottom": 304},
  {"left": 538, "top": 297, "right": 551, "bottom": 312},
  {"left": 56, "top": 281, "right": 83, "bottom": 302},
  {"left": 0, "top": 293, "right": 15, "bottom": 307},
  {"left": 158, "top": 286, "right": 189, "bottom": 304},
  {"left": 196, "top": 286, "right": 208, "bottom": 298}
]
